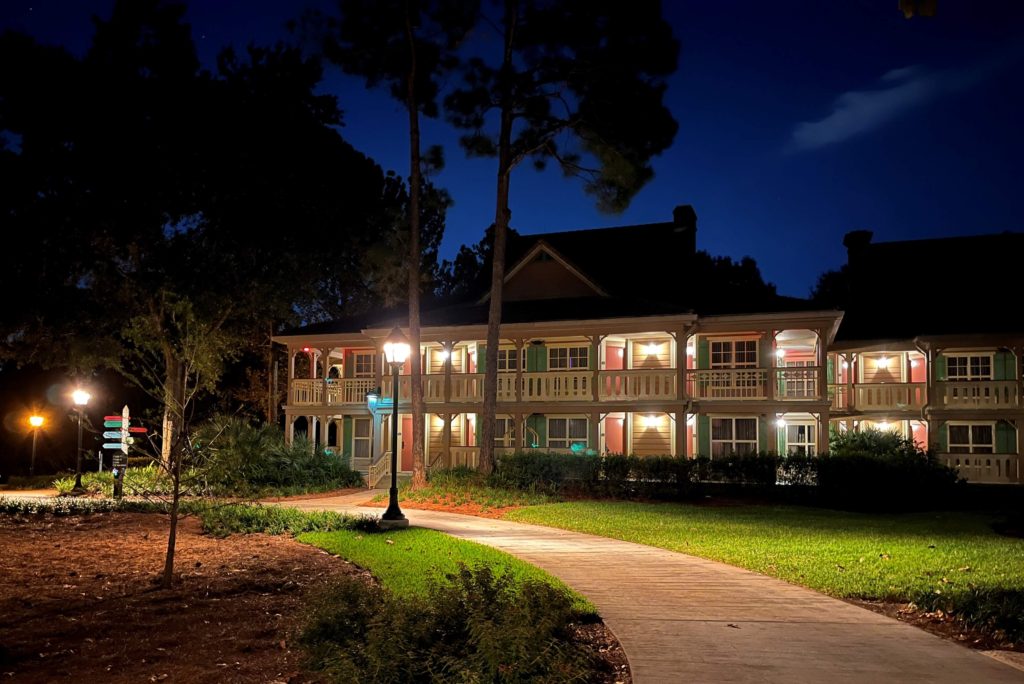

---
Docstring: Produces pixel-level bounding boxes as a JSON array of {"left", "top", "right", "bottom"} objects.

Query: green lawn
[
  {"left": 300, "top": 527, "right": 595, "bottom": 615},
  {"left": 505, "top": 501, "right": 1023, "bottom": 609}
]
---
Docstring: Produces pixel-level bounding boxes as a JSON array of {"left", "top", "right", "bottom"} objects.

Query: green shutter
[
  {"left": 777, "top": 425, "right": 785, "bottom": 455},
  {"left": 934, "top": 355, "right": 946, "bottom": 381},
  {"left": 827, "top": 357, "right": 835, "bottom": 384},
  {"left": 758, "top": 416, "right": 768, "bottom": 453},
  {"left": 697, "top": 338, "right": 710, "bottom": 371},
  {"left": 994, "top": 351, "right": 1015, "bottom": 381},
  {"left": 477, "top": 344, "right": 486, "bottom": 374},
  {"left": 526, "top": 344, "right": 546, "bottom": 372},
  {"left": 937, "top": 421, "right": 948, "bottom": 452},
  {"left": 996, "top": 421, "right": 1016, "bottom": 454},
  {"left": 342, "top": 416, "right": 353, "bottom": 456},
  {"left": 697, "top": 415, "right": 711, "bottom": 456},
  {"left": 475, "top": 413, "right": 482, "bottom": 446},
  {"left": 526, "top": 414, "right": 546, "bottom": 448}
]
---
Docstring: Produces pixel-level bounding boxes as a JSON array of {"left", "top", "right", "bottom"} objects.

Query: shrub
[
  {"left": 696, "top": 453, "right": 779, "bottom": 485},
  {"left": 193, "top": 416, "right": 363, "bottom": 495},
  {"left": 54, "top": 465, "right": 185, "bottom": 497},
  {"left": 817, "top": 429, "right": 960, "bottom": 511},
  {"left": 197, "top": 503, "right": 356, "bottom": 537},
  {"left": 302, "top": 564, "right": 599, "bottom": 683},
  {"left": 492, "top": 451, "right": 600, "bottom": 493},
  {"left": 0, "top": 472, "right": 72, "bottom": 490}
]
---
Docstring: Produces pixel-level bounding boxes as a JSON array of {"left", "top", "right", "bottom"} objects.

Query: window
[
  {"left": 785, "top": 422, "right": 816, "bottom": 456},
  {"left": 946, "top": 354, "right": 992, "bottom": 381},
  {"left": 781, "top": 360, "right": 815, "bottom": 399},
  {"left": 948, "top": 423, "right": 994, "bottom": 454},
  {"left": 353, "top": 352, "right": 376, "bottom": 378},
  {"left": 710, "top": 339, "right": 758, "bottom": 369},
  {"left": 548, "top": 417, "right": 588, "bottom": 450},
  {"left": 496, "top": 348, "right": 526, "bottom": 372},
  {"left": 353, "top": 418, "right": 371, "bottom": 459},
  {"left": 549, "top": 346, "right": 589, "bottom": 370},
  {"left": 494, "top": 417, "right": 517, "bottom": 447},
  {"left": 710, "top": 417, "right": 758, "bottom": 457}
]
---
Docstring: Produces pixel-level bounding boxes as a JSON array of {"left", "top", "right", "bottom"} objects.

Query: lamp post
[
  {"left": 72, "top": 389, "right": 91, "bottom": 490},
  {"left": 381, "top": 327, "right": 410, "bottom": 528},
  {"left": 28, "top": 415, "right": 44, "bottom": 476}
]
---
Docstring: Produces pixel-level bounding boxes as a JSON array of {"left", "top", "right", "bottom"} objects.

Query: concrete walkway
[{"left": 284, "top": 493, "right": 1024, "bottom": 684}]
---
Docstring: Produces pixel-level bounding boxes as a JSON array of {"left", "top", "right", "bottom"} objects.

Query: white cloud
[{"left": 788, "top": 60, "right": 1000, "bottom": 152}]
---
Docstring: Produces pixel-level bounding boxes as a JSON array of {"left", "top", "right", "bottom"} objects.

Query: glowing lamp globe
[
  {"left": 72, "top": 389, "right": 91, "bottom": 406},
  {"left": 29, "top": 415, "right": 44, "bottom": 428},
  {"left": 383, "top": 327, "right": 411, "bottom": 365}
]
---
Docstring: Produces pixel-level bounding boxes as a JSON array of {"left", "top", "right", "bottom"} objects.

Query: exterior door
[{"left": 401, "top": 416, "right": 413, "bottom": 471}]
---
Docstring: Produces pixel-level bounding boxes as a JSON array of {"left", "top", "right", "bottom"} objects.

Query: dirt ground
[
  {"left": 0, "top": 512, "right": 362, "bottom": 683},
  {"left": 0, "top": 511, "right": 632, "bottom": 683}
]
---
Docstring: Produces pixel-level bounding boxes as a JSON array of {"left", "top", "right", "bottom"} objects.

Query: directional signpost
[{"left": 101, "top": 405, "right": 147, "bottom": 499}]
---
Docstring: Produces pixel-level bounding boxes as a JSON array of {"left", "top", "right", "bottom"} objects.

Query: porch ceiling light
[
  {"left": 877, "top": 421, "right": 891, "bottom": 431},
  {"left": 644, "top": 343, "right": 659, "bottom": 356},
  {"left": 642, "top": 414, "right": 659, "bottom": 428},
  {"left": 685, "top": 345, "right": 695, "bottom": 356},
  {"left": 877, "top": 356, "right": 890, "bottom": 369},
  {"left": 841, "top": 361, "right": 849, "bottom": 369},
  {"left": 382, "top": 327, "right": 411, "bottom": 365},
  {"left": 910, "top": 359, "right": 918, "bottom": 368},
  {"left": 439, "top": 348, "right": 450, "bottom": 360},
  {"left": 775, "top": 348, "right": 786, "bottom": 358},
  {"left": 776, "top": 418, "right": 786, "bottom": 428}
]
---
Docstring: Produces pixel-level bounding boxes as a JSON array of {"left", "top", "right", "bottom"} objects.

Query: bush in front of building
[
  {"left": 816, "top": 428, "right": 961, "bottom": 511},
  {"left": 491, "top": 450, "right": 602, "bottom": 493},
  {"left": 194, "top": 416, "right": 363, "bottom": 495}
]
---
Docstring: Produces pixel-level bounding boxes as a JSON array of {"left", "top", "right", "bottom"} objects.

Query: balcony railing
[
  {"left": 775, "top": 367, "right": 820, "bottom": 400},
  {"left": 938, "top": 453, "right": 1020, "bottom": 484},
  {"left": 598, "top": 369, "right": 677, "bottom": 401},
  {"left": 830, "top": 382, "right": 927, "bottom": 411},
  {"left": 687, "top": 369, "right": 767, "bottom": 400},
  {"left": 936, "top": 381, "right": 1019, "bottom": 409}
]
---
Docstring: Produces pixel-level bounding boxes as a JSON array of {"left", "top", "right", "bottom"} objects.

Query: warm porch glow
[
  {"left": 685, "top": 345, "right": 695, "bottom": 356},
  {"left": 644, "top": 343, "right": 659, "bottom": 356},
  {"left": 877, "top": 421, "right": 891, "bottom": 431},
  {"left": 876, "top": 356, "right": 890, "bottom": 369},
  {"left": 776, "top": 418, "right": 786, "bottom": 428},
  {"left": 775, "top": 348, "right": 786, "bottom": 358},
  {"left": 642, "top": 414, "right": 661, "bottom": 428}
]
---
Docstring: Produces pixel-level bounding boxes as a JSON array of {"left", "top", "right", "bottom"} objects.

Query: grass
[
  {"left": 505, "top": 501, "right": 1024, "bottom": 637},
  {"left": 300, "top": 527, "right": 595, "bottom": 615}
]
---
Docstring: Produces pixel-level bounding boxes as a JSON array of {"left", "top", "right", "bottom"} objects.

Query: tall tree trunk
[
  {"left": 479, "top": 0, "right": 517, "bottom": 475},
  {"left": 161, "top": 357, "right": 186, "bottom": 589},
  {"left": 405, "top": 2, "right": 427, "bottom": 488},
  {"left": 160, "top": 351, "right": 184, "bottom": 466}
]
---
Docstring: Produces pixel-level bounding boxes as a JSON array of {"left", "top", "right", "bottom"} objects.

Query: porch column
[
  {"left": 515, "top": 412, "right": 525, "bottom": 450},
  {"left": 817, "top": 410, "right": 830, "bottom": 455},
  {"left": 590, "top": 335, "right": 603, "bottom": 402},
  {"left": 373, "top": 342, "right": 384, "bottom": 394},
  {"left": 285, "top": 413, "right": 295, "bottom": 445},
  {"left": 676, "top": 326, "right": 690, "bottom": 401},
  {"left": 319, "top": 416, "right": 330, "bottom": 450},
  {"left": 675, "top": 410, "right": 687, "bottom": 458},
  {"left": 589, "top": 411, "right": 600, "bottom": 455},
  {"left": 816, "top": 328, "right": 828, "bottom": 403},
  {"left": 321, "top": 347, "right": 331, "bottom": 406},
  {"left": 764, "top": 331, "right": 776, "bottom": 402},
  {"left": 442, "top": 412, "right": 452, "bottom": 468},
  {"left": 846, "top": 353, "right": 855, "bottom": 410},
  {"left": 514, "top": 338, "right": 524, "bottom": 402},
  {"left": 443, "top": 341, "right": 455, "bottom": 403}
]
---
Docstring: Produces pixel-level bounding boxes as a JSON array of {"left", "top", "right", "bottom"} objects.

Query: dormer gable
[{"left": 477, "top": 241, "right": 607, "bottom": 304}]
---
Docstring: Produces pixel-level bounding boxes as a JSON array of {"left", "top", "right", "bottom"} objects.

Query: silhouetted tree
[
  {"left": 444, "top": 0, "right": 679, "bottom": 472},
  {"left": 809, "top": 265, "right": 851, "bottom": 309},
  {"left": 314, "top": 0, "right": 474, "bottom": 487}
]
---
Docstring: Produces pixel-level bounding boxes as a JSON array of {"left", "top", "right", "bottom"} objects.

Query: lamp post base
[{"left": 379, "top": 517, "right": 410, "bottom": 529}]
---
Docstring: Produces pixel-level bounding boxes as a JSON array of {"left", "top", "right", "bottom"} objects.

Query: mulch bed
[
  {"left": 849, "top": 598, "right": 1021, "bottom": 653},
  {"left": 0, "top": 512, "right": 361, "bottom": 683}
]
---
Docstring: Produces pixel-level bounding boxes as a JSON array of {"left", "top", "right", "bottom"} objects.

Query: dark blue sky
[{"left": 4, "top": 1, "right": 1023, "bottom": 296}]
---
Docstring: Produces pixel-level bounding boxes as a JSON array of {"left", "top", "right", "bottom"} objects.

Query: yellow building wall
[
  {"left": 631, "top": 339, "right": 672, "bottom": 369},
  {"left": 861, "top": 353, "right": 902, "bottom": 384},
  {"left": 630, "top": 413, "right": 672, "bottom": 456},
  {"left": 428, "top": 347, "right": 465, "bottom": 374},
  {"left": 429, "top": 414, "right": 465, "bottom": 453}
]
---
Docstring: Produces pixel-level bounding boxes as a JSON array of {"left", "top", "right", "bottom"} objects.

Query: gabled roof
[{"left": 477, "top": 240, "right": 608, "bottom": 303}]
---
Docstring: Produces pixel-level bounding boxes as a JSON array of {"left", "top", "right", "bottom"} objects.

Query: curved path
[{"left": 284, "top": 493, "right": 1023, "bottom": 684}]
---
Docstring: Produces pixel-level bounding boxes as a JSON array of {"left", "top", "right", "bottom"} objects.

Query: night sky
[{"left": 4, "top": 1, "right": 1023, "bottom": 296}]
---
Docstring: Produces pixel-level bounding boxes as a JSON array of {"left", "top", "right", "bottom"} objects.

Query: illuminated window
[
  {"left": 710, "top": 339, "right": 758, "bottom": 369},
  {"left": 710, "top": 417, "right": 758, "bottom": 457},
  {"left": 549, "top": 346, "right": 589, "bottom": 370},
  {"left": 496, "top": 348, "right": 526, "bottom": 371},
  {"left": 353, "top": 418, "right": 371, "bottom": 459},
  {"left": 785, "top": 422, "right": 816, "bottom": 455},
  {"left": 946, "top": 354, "right": 992, "bottom": 381},
  {"left": 548, "top": 417, "right": 588, "bottom": 450},
  {"left": 353, "top": 352, "right": 376, "bottom": 378},
  {"left": 948, "top": 423, "right": 994, "bottom": 454},
  {"left": 494, "top": 417, "right": 517, "bottom": 447}
]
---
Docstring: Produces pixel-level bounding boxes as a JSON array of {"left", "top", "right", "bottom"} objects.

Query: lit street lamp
[
  {"left": 72, "top": 389, "right": 91, "bottom": 490},
  {"left": 381, "top": 326, "right": 410, "bottom": 528},
  {"left": 28, "top": 415, "right": 44, "bottom": 476}
]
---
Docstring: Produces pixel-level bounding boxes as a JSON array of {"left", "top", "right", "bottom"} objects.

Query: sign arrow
[
  {"left": 103, "top": 431, "right": 122, "bottom": 439},
  {"left": 102, "top": 442, "right": 123, "bottom": 450},
  {"left": 104, "top": 420, "right": 123, "bottom": 428}
]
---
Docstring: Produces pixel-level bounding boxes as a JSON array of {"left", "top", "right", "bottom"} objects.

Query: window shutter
[
  {"left": 697, "top": 338, "right": 710, "bottom": 370},
  {"left": 934, "top": 355, "right": 946, "bottom": 381},
  {"left": 827, "top": 357, "right": 835, "bottom": 384},
  {"left": 994, "top": 351, "right": 1015, "bottom": 381},
  {"left": 526, "top": 414, "right": 546, "bottom": 448},
  {"left": 995, "top": 420, "right": 1016, "bottom": 454},
  {"left": 342, "top": 416, "right": 353, "bottom": 457},
  {"left": 937, "top": 421, "right": 948, "bottom": 452},
  {"left": 477, "top": 344, "right": 486, "bottom": 374},
  {"left": 758, "top": 416, "right": 768, "bottom": 453},
  {"left": 697, "top": 415, "right": 711, "bottom": 456}
]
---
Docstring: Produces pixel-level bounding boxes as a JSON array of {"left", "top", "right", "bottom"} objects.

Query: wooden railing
[
  {"left": 521, "top": 370, "right": 593, "bottom": 401},
  {"left": 598, "top": 369, "right": 676, "bottom": 401},
  {"left": 936, "top": 381, "right": 1019, "bottom": 409},
  {"left": 938, "top": 453, "right": 1020, "bottom": 484},
  {"left": 291, "top": 378, "right": 378, "bottom": 406},
  {"left": 687, "top": 369, "right": 767, "bottom": 400},
  {"left": 367, "top": 451, "right": 391, "bottom": 488},
  {"left": 290, "top": 378, "right": 322, "bottom": 405},
  {"left": 830, "top": 382, "right": 928, "bottom": 411},
  {"left": 449, "top": 446, "right": 480, "bottom": 469}
]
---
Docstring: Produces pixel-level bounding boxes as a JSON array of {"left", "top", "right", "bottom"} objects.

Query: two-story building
[{"left": 274, "top": 208, "right": 1023, "bottom": 487}]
